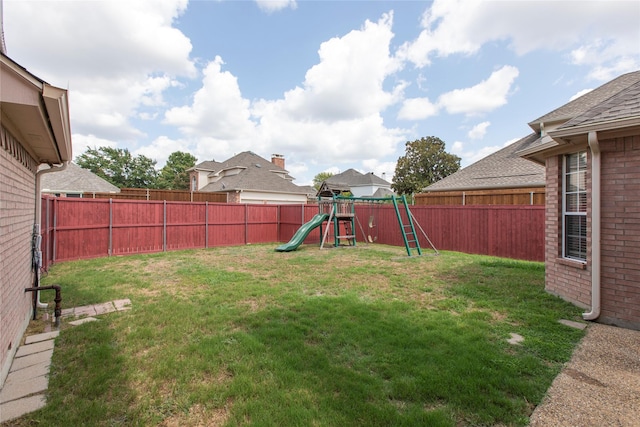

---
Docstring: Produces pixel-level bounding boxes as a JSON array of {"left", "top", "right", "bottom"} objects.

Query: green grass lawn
[{"left": 20, "top": 244, "right": 585, "bottom": 426}]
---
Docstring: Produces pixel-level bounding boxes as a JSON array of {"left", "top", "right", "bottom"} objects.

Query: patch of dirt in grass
[
  {"left": 160, "top": 401, "right": 232, "bottom": 427},
  {"left": 239, "top": 295, "right": 272, "bottom": 313}
]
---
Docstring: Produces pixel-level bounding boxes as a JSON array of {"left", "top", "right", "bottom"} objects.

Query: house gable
[
  {"left": 193, "top": 151, "right": 309, "bottom": 203},
  {"left": 521, "top": 70, "right": 640, "bottom": 164}
]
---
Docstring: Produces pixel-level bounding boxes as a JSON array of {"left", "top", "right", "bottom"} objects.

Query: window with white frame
[{"left": 563, "top": 151, "right": 587, "bottom": 261}]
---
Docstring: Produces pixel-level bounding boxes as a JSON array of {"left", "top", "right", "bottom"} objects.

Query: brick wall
[
  {"left": 599, "top": 135, "right": 640, "bottom": 329},
  {"left": 544, "top": 154, "right": 592, "bottom": 308},
  {"left": 0, "top": 126, "right": 38, "bottom": 387},
  {"left": 545, "top": 135, "right": 640, "bottom": 330}
]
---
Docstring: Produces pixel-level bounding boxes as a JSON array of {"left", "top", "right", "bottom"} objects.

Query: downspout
[
  {"left": 34, "top": 161, "right": 68, "bottom": 308},
  {"left": 583, "top": 131, "right": 601, "bottom": 320}
]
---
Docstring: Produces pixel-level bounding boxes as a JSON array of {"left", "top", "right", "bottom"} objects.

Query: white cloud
[
  {"left": 397, "top": 97, "right": 439, "bottom": 121},
  {"left": 134, "top": 136, "right": 194, "bottom": 168},
  {"left": 164, "top": 57, "right": 256, "bottom": 141},
  {"left": 452, "top": 138, "right": 516, "bottom": 168},
  {"left": 157, "top": 13, "right": 410, "bottom": 176},
  {"left": 361, "top": 159, "right": 396, "bottom": 183},
  {"left": 249, "top": 13, "right": 409, "bottom": 162},
  {"left": 279, "top": 13, "right": 404, "bottom": 121},
  {"left": 4, "top": 0, "right": 195, "bottom": 154},
  {"left": 438, "top": 66, "right": 519, "bottom": 115},
  {"left": 397, "top": 0, "right": 640, "bottom": 79},
  {"left": 71, "top": 135, "right": 118, "bottom": 163},
  {"left": 450, "top": 140, "right": 464, "bottom": 156},
  {"left": 467, "top": 121, "right": 490, "bottom": 140},
  {"left": 255, "top": 0, "right": 297, "bottom": 13},
  {"left": 569, "top": 88, "right": 594, "bottom": 102}
]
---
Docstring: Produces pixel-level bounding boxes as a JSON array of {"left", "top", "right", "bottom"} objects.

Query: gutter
[
  {"left": 583, "top": 131, "right": 601, "bottom": 320},
  {"left": 34, "top": 161, "right": 68, "bottom": 308}
]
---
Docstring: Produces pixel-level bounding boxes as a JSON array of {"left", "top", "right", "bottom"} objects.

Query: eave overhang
[
  {"left": 0, "top": 53, "right": 72, "bottom": 164},
  {"left": 519, "top": 117, "right": 640, "bottom": 165}
]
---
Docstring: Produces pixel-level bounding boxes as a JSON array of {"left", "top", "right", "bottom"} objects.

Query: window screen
[{"left": 563, "top": 152, "right": 587, "bottom": 261}]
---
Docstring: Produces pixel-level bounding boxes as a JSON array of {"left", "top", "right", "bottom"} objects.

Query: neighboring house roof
[
  {"left": 372, "top": 187, "right": 395, "bottom": 198},
  {"left": 41, "top": 162, "right": 120, "bottom": 194},
  {"left": 425, "top": 133, "right": 545, "bottom": 192},
  {"left": 198, "top": 151, "right": 308, "bottom": 195},
  {"left": 528, "top": 70, "right": 640, "bottom": 132},
  {"left": 325, "top": 169, "right": 391, "bottom": 187},
  {"left": 188, "top": 160, "right": 221, "bottom": 172}
]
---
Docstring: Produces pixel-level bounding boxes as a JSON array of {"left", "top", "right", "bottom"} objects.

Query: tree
[
  {"left": 76, "top": 146, "right": 158, "bottom": 188},
  {"left": 156, "top": 151, "right": 197, "bottom": 190},
  {"left": 392, "top": 136, "right": 461, "bottom": 195},
  {"left": 312, "top": 171, "right": 334, "bottom": 190}
]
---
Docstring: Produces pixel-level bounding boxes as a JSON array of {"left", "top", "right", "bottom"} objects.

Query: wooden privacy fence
[
  {"left": 416, "top": 188, "right": 545, "bottom": 206},
  {"left": 40, "top": 197, "right": 544, "bottom": 270},
  {"left": 352, "top": 204, "right": 544, "bottom": 261},
  {"left": 88, "top": 188, "right": 228, "bottom": 202}
]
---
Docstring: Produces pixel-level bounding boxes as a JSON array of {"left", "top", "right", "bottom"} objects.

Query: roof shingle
[
  {"left": 425, "top": 133, "right": 544, "bottom": 192},
  {"left": 198, "top": 151, "right": 308, "bottom": 194},
  {"left": 528, "top": 70, "right": 640, "bottom": 130},
  {"left": 41, "top": 162, "right": 120, "bottom": 193}
]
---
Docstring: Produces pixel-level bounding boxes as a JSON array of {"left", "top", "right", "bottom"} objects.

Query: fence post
[
  {"left": 205, "top": 201, "right": 209, "bottom": 249},
  {"left": 108, "top": 199, "right": 113, "bottom": 256},
  {"left": 163, "top": 200, "right": 167, "bottom": 252},
  {"left": 244, "top": 204, "right": 248, "bottom": 244},
  {"left": 52, "top": 197, "right": 57, "bottom": 263}
]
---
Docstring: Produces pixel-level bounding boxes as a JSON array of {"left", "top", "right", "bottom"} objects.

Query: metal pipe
[
  {"left": 584, "top": 131, "right": 601, "bottom": 320},
  {"left": 25, "top": 285, "right": 62, "bottom": 327},
  {"left": 34, "top": 162, "right": 68, "bottom": 308}
]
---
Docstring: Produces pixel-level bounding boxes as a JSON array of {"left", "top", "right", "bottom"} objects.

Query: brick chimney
[{"left": 271, "top": 154, "right": 285, "bottom": 169}]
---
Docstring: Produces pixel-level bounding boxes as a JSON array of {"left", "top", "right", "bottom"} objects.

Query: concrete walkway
[{"left": 0, "top": 299, "right": 131, "bottom": 423}]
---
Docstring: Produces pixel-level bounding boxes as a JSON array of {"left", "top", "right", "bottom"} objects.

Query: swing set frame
[{"left": 317, "top": 194, "right": 438, "bottom": 257}]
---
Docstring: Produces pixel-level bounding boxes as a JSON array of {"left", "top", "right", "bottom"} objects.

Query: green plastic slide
[{"left": 275, "top": 213, "right": 329, "bottom": 252}]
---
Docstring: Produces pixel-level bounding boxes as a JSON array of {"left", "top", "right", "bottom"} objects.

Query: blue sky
[{"left": 4, "top": 0, "right": 640, "bottom": 186}]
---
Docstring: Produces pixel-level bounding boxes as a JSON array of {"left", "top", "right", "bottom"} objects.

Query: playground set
[{"left": 275, "top": 186, "right": 437, "bottom": 257}]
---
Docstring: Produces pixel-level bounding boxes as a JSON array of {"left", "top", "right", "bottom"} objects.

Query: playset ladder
[{"left": 392, "top": 195, "right": 422, "bottom": 256}]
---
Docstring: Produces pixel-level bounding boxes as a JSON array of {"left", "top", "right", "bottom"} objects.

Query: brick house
[
  {"left": 188, "top": 152, "right": 313, "bottom": 204},
  {"left": 0, "top": 52, "right": 72, "bottom": 386},
  {"left": 521, "top": 70, "right": 640, "bottom": 329}
]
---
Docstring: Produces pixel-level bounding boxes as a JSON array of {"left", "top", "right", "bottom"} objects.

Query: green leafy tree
[
  {"left": 392, "top": 136, "right": 461, "bottom": 195},
  {"left": 76, "top": 146, "right": 158, "bottom": 188},
  {"left": 312, "top": 171, "right": 334, "bottom": 190},
  {"left": 156, "top": 151, "right": 197, "bottom": 190}
]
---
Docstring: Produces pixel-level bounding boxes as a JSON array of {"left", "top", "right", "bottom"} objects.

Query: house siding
[
  {"left": 599, "top": 135, "right": 640, "bottom": 329},
  {"left": 0, "top": 126, "right": 38, "bottom": 387},
  {"left": 544, "top": 154, "right": 592, "bottom": 309}
]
